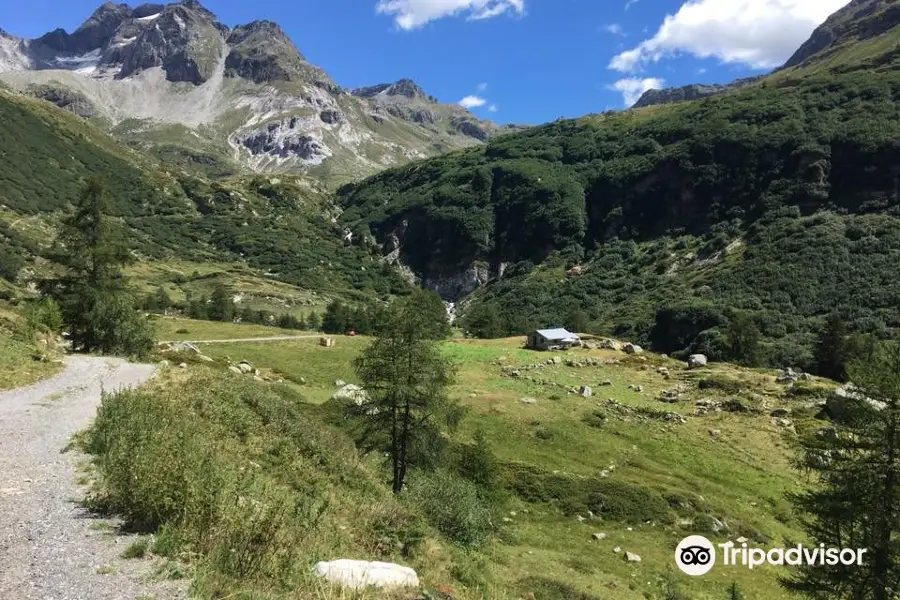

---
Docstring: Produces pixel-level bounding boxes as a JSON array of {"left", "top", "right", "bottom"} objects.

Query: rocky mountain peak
[
  {"left": 224, "top": 19, "right": 328, "bottom": 85},
  {"left": 351, "top": 78, "right": 437, "bottom": 103},
  {"left": 385, "top": 78, "right": 428, "bottom": 99}
]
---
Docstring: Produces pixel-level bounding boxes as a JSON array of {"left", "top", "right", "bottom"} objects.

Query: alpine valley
[{"left": 2, "top": 0, "right": 900, "bottom": 367}]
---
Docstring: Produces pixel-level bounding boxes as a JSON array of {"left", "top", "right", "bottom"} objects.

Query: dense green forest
[{"left": 336, "top": 66, "right": 900, "bottom": 367}]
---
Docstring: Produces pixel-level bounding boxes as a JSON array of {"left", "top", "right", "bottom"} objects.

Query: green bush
[
  {"left": 407, "top": 471, "right": 494, "bottom": 548},
  {"left": 25, "top": 297, "right": 63, "bottom": 334}
]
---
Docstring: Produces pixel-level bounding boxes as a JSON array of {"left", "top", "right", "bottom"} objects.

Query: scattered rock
[
  {"left": 520, "top": 397, "right": 538, "bottom": 405},
  {"left": 576, "top": 515, "right": 587, "bottom": 523},
  {"left": 709, "top": 429, "right": 721, "bottom": 438},
  {"left": 623, "top": 343, "right": 643, "bottom": 355},
  {"left": 314, "top": 560, "right": 419, "bottom": 589},
  {"left": 770, "top": 408, "right": 791, "bottom": 417},
  {"left": 580, "top": 385, "right": 593, "bottom": 398},
  {"left": 228, "top": 366, "right": 242, "bottom": 375},
  {"left": 197, "top": 355, "right": 215, "bottom": 363},
  {"left": 599, "top": 339, "right": 620, "bottom": 351},
  {"left": 332, "top": 384, "right": 370, "bottom": 406},
  {"left": 613, "top": 546, "right": 622, "bottom": 553},
  {"left": 592, "top": 532, "right": 607, "bottom": 541},
  {"left": 736, "top": 536, "right": 748, "bottom": 544},
  {"left": 238, "top": 361, "right": 253, "bottom": 374},
  {"left": 624, "top": 552, "right": 642, "bottom": 563},
  {"left": 688, "top": 354, "right": 708, "bottom": 368},
  {"left": 178, "top": 362, "right": 188, "bottom": 369},
  {"left": 158, "top": 360, "right": 170, "bottom": 367},
  {"left": 335, "top": 379, "right": 347, "bottom": 387},
  {"left": 167, "top": 341, "right": 200, "bottom": 354}
]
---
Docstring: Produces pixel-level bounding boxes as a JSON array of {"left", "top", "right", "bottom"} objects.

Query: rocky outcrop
[
  {"left": 224, "top": 20, "right": 327, "bottom": 84},
  {"left": 118, "top": 4, "right": 225, "bottom": 84},
  {"left": 237, "top": 118, "right": 330, "bottom": 163},
  {"left": 781, "top": 0, "right": 900, "bottom": 69},
  {"left": 633, "top": 76, "right": 762, "bottom": 108},
  {"left": 26, "top": 83, "right": 96, "bottom": 117},
  {"left": 352, "top": 78, "right": 436, "bottom": 103},
  {"left": 424, "top": 264, "right": 490, "bottom": 300},
  {"left": 450, "top": 116, "right": 491, "bottom": 141}
]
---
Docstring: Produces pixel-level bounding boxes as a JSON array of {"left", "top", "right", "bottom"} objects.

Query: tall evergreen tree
[
  {"left": 208, "top": 283, "right": 235, "bottom": 322},
  {"left": 41, "top": 177, "right": 153, "bottom": 355},
  {"left": 783, "top": 342, "right": 900, "bottom": 599},
  {"left": 814, "top": 313, "right": 851, "bottom": 381},
  {"left": 349, "top": 295, "right": 461, "bottom": 493}
]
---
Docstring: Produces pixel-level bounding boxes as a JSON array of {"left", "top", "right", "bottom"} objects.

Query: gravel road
[{"left": 0, "top": 355, "right": 187, "bottom": 600}]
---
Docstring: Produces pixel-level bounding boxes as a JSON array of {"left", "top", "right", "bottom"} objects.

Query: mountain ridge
[{"left": 0, "top": 0, "right": 505, "bottom": 184}]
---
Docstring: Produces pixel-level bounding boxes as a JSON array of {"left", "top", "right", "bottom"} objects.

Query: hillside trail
[
  {"left": 158, "top": 334, "right": 324, "bottom": 344},
  {"left": 0, "top": 355, "right": 187, "bottom": 600}
]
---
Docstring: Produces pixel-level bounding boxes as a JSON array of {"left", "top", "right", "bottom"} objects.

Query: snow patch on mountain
[{"left": 137, "top": 12, "right": 161, "bottom": 21}]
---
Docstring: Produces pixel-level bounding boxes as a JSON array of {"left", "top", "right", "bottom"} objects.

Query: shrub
[
  {"left": 25, "top": 297, "right": 63, "bottom": 333},
  {"left": 582, "top": 409, "right": 607, "bottom": 429},
  {"left": 698, "top": 376, "right": 743, "bottom": 394},
  {"left": 407, "top": 471, "right": 494, "bottom": 548}
]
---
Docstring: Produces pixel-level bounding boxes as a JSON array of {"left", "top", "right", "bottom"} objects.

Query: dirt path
[
  {"left": 0, "top": 355, "right": 186, "bottom": 600},
  {"left": 158, "top": 334, "right": 324, "bottom": 345}
]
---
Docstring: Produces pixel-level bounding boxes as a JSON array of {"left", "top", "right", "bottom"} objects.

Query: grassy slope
[
  {"left": 0, "top": 304, "right": 62, "bottom": 390},
  {"left": 183, "top": 327, "right": 827, "bottom": 599}
]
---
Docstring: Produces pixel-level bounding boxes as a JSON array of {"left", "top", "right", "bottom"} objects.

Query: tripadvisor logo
[{"left": 675, "top": 535, "right": 867, "bottom": 576}]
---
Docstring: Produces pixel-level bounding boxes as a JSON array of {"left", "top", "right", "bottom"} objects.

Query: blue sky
[{"left": 0, "top": 0, "right": 850, "bottom": 125}]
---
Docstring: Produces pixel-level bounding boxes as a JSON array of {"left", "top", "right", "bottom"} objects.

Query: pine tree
[
  {"left": 727, "top": 582, "right": 744, "bottom": 600},
  {"left": 350, "top": 295, "right": 461, "bottom": 493},
  {"left": 783, "top": 342, "right": 900, "bottom": 599},
  {"left": 208, "top": 283, "right": 235, "bottom": 322},
  {"left": 40, "top": 177, "right": 153, "bottom": 356},
  {"left": 814, "top": 313, "right": 851, "bottom": 381}
]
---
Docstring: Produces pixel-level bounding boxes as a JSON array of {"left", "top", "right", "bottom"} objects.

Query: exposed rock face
[
  {"left": 352, "top": 78, "right": 436, "bottom": 102},
  {"left": 424, "top": 264, "right": 490, "bottom": 300},
  {"left": 225, "top": 20, "right": 328, "bottom": 84},
  {"left": 633, "top": 76, "right": 763, "bottom": 108},
  {"left": 238, "top": 118, "right": 331, "bottom": 164},
  {"left": 781, "top": 0, "right": 900, "bottom": 69},
  {"left": 26, "top": 83, "right": 96, "bottom": 117},
  {"left": 118, "top": 3, "right": 225, "bottom": 84},
  {"left": 450, "top": 116, "right": 490, "bottom": 141}
]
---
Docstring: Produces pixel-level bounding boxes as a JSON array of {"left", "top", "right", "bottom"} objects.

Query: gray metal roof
[{"left": 535, "top": 328, "right": 580, "bottom": 341}]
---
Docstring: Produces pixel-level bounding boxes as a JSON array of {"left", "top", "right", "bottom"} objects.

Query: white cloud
[
  {"left": 609, "top": 0, "right": 850, "bottom": 73},
  {"left": 603, "top": 23, "right": 625, "bottom": 36},
  {"left": 608, "top": 77, "right": 665, "bottom": 107},
  {"left": 488, "top": 104, "right": 499, "bottom": 112},
  {"left": 459, "top": 95, "right": 488, "bottom": 108},
  {"left": 376, "top": 0, "right": 525, "bottom": 30},
  {"left": 476, "top": 82, "right": 489, "bottom": 92},
  {"left": 625, "top": 0, "right": 639, "bottom": 9}
]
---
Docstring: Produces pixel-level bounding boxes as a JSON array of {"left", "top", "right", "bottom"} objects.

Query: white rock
[
  {"left": 228, "top": 366, "right": 242, "bottom": 375},
  {"left": 624, "top": 551, "right": 642, "bottom": 562},
  {"left": 623, "top": 343, "right": 643, "bottom": 355},
  {"left": 314, "top": 560, "right": 418, "bottom": 590},
  {"left": 238, "top": 362, "right": 253, "bottom": 374},
  {"left": 688, "top": 354, "right": 708, "bottom": 368},
  {"left": 592, "top": 532, "right": 607, "bottom": 540},
  {"left": 520, "top": 397, "right": 538, "bottom": 405}
]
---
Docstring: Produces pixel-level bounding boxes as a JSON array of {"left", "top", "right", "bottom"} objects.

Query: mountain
[
  {"left": 633, "top": 0, "right": 900, "bottom": 108},
  {"left": 632, "top": 76, "right": 762, "bottom": 108},
  {"left": 0, "top": 0, "right": 504, "bottom": 185},
  {"left": 0, "top": 83, "right": 413, "bottom": 310},
  {"left": 335, "top": 0, "right": 900, "bottom": 367}
]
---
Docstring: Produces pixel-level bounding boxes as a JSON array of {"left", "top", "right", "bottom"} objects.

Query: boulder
[
  {"left": 623, "top": 343, "right": 643, "bottom": 355},
  {"left": 520, "top": 397, "right": 538, "bottom": 405},
  {"left": 688, "top": 354, "right": 708, "bottom": 368},
  {"left": 167, "top": 341, "right": 200, "bottom": 354},
  {"left": 335, "top": 379, "right": 347, "bottom": 388},
  {"left": 178, "top": 362, "right": 188, "bottom": 369},
  {"left": 228, "top": 365, "right": 242, "bottom": 375},
  {"left": 624, "top": 552, "right": 642, "bottom": 563},
  {"left": 592, "top": 532, "right": 607, "bottom": 540},
  {"left": 599, "top": 339, "right": 620, "bottom": 351},
  {"left": 580, "top": 385, "right": 593, "bottom": 398},
  {"left": 238, "top": 362, "right": 253, "bottom": 374},
  {"left": 314, "top": 560, "right": 419, "bottom": 589},
  {"left": 332, "top": 384, "right": 370, "bottom": 405},
  {"left": 197, "top": 354, "right": 215, "bottom": 363}
]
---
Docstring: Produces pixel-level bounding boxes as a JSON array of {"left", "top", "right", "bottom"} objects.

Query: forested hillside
[
  {"left": 0, "top": 88, "right": 411, "bottom": 303},
  {"left": 336, "top": 3, "right": 900, "bottom": 367}
]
